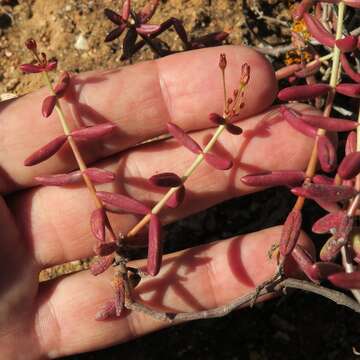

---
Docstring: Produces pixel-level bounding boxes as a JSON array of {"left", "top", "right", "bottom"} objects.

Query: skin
[{"left": 0, "top": 46, "right": 315, "bottom": 359}]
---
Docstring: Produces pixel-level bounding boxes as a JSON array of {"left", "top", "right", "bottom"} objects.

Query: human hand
[{"left": 0, "top": 46, "right": 314, "bottom": 358}]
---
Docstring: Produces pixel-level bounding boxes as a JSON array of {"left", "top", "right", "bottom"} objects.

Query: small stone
[
  {"left": 4, "top": 49, "right": 11, "bottom": 57},
  {"left": 0, "top": 92, "right": 17, "bottom": 101},
  {"left": 74, "top": 34, "right": 89, "bottom": 50}
]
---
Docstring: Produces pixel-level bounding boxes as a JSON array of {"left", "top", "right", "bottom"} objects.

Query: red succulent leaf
[
  {"left": 54, "top": 71, "right": 71, "bottom": 98},
  {"left": 44, "top": 61, "right": 58, "bottom": 72},
  {"left": 280, "top": 106, "right": 317, "bottom": 137},
  {"left": 123, "top": 28, "right": 138, "bottom": 59},
  {"left": 346, "top": 131, "right": 357, "bottom": 155},
  {"left": 338, "top": 151, "right": 360, "bottom": 180},
  {"left": 291, "top": 183, "right": 357, "bottom": 202},
  {"left": 112, "top": 277, "right": 125, "bottom": 316},
  {"left": 34, "top": 171, "right": 82, "bottom": 186},
  {"left": 190, "top": 31, "right": 229, "bottom": 48},
  {"left": 209, "top": 113, "right": 226, "bottom": 125},
  {"left": 280, "top": 209, "right": 302, "bottom": 256},
  {"left": 84, "top": 168, "right": 116, "bottom": 184},
  {"left": 166, "top": 185, "right": 186, "bottom": 208},
  {"left": 167, "top": 122, "right": 202, "bottom": 154},
  {"left": 105, "top": 24, "right": 127, "bottom": 42},
  {"left": 149, "top": 172, "right": 183, "bottom": 187},
  {"left": 42, "top": 95, "right": 57, "bottom": 118},
  {"left": 312, "top": 211, "right": 347, "bottom": 234},
  {"left": 328, "top": 271, "right": 360, "bottom": 289},
  {"left": 172, "top": 18, "right": 188, "bottom": 44},
  {"left": 336, "top": 83, "right": 360, "bottom": 98},
  {"left": 226, "top": 123, "right": 243, "bottom": 135},
  {"left": 90, "top": 208, "right": 106, "bottom": 243},
  {"left": 147, "top": 214, "right": 162, "bottom": 276},
  {"left": 138, "top": 0, "right": 159, "bottom": 24},
  {"left": 203, "top": 153, "right": 233, "bottom": 170},
  {"left": 312, "top": 262, "right": 343, "bottom": 280},
  {"left": 291, "top": 245, "right": 317, "bottom": 282},
  {"left": 303, "top": 13, "right": 335, "bottom": 47},
  {"left": 19, "top": 63, "right": 45, "bottom": 73},
  {"left": 275, "top": 64, "right": 303, "bottom": 80},
  {"left": 24, "top": 135, "right": 68, "bottom": 166},
  {"left": 241, "top": 170, "right": 305, "bottom": 187},
  {"left": 318, "top": 135, "right": 337, "bottom": 173},
  {"left": 292, "top": 0, "right": 315, "bottom": 20},
  {"left": 341, "top": 54, "right": 360, "bottom": 83},
  {"left": 335, "top": 35, "right": 358, "bottom": 52},
  {"left": 136, "top": 24, "right": 161, "bottom": 35},
  {"left": 104, "top": 8, "right": 123, "bottom": 25},
  {"left": 90, "top": 255, "right": 114, "bottom": 275},
  {"left": 300, "top": 114, "right": 357, "bottom": 132},
  {"left": 97, "top": 191, "right": 150, "bottom": 215},
  {"left": 122, "top": 0, "right": 131, "bottom": 21},
  {"left": 71, "top": 123, "right": 116, "bottom": 141},
  {"left": 278, "top": 84, "right": 331, "bottom": 102},
  {"left": 95, "top": 300, "right": 116, "bottom": 321}
]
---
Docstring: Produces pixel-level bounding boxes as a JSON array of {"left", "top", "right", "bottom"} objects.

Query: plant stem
[
  {"left": 293, "top": 2, "right": 346, "bottom": 211},
  {"left": 42, "top": 72, "right": 117, "bottom": 241},
  {"left": 127, "top": 124, "right": 227, "bottom": 237}
]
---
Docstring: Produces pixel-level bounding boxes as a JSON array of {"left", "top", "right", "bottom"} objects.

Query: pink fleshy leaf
[
  {"left": 335, "top": 35, "right": 358, "bottom": 52},
  {"left": 54, "top": 71, "right": 71, "bottom": 98},
  {"left": 275, "top": 64, "right": 303, "bottom": 80},
  {"left": 90, "top": 255, "right": 114, "bottom": 275},
  {"left": 42, "top": 95, "right": 57, "bottom": 118},
  {"left": 280, "top": 106, "right": 317, "bottom": 137},
  {"left": 149, "top": 172, "right": 182, "bottom": 187},
  {"left": 318, "top": 135, "right": 337, "bottom": 173},
  {"left": 241, "top": 170, "right": 305, "bottom": 187},
  {"left": 97, "top": 191, "right": 150, "bottom": 215},
  {"left": 34, "top": 171, "right": 82, "bottom": 186},
  {"left": 278, "top": 84, "right": 331, "bottom": 101},
  {"left": 341, "top": 54, "right": 360, "bottom": 84},
  {"left": 328, "top": 271, "right": 360, "bottom": 289},
  {"left": 280, "top": 209, "right": 302, "bottom": 256},
  {"left": 208, "top": 113, "right": 226, "bottom": 125},
  {"left": 19, "top": 63, "right": 44, "bottom": 73},
  {"left": 166, "top": 122, "right": 202, "bottom": 154},
  {"left": 291, "top": 183, "right": 357, "bottom": 202},
  {"left": 312, "top": 211, "right": 347, "bottom": 234},
  {"left": 300, "top": 114, "right": 357, "bottom": 132},
  {"left": 294, "top": 59, "right": 321, "bottom": 78},
  {"left": 311, "top": 262, "right": 343, "bottom": 280},
  {"left": 84, "top": 168, "right": 116, "bottom": 184},
  {"left": 71, "top": 123, "right": 116, "bottom": 141},
  {"left": 166, "top": 185, "right": 186, "bottom": 208},
  {"left": 346, "top": 131, "right": 357, "bottom": 155},
  {"left": 147, "top": 214, "right": 162, "bottom": 276},
  {"left": 44, "top": 61, "right": 58, "bottom": 72},
  {"left": 291, "top": 245, "right": 317, "bottom": 282},
  {"left": 122, "top": 0, "right": 131, "bottom": 21},
  {"left": 204, "top": 153, "right": 233, "bottom": 170},
  {"left": 94, "top": 242, "right": 118, "bottom": 256},
  {"left": 338, "top": 151, "right": 360, "bottom": 180},
  {"left": 95, "top": 300, "right": 116, "bottom": 321},
  {"left": 292, "top": 0, "right": 316, "bottom": 21},
  {"left": 336, "top": 83, "right": 360, "bottom": 98},
  {"left": 136, "top": 24, "right": 161, "bottom": 35},
  {"left": 90, "top": 208, "right": 106, "bottom": 242},
  {"left": 112, "top": 277, "right": 125, "bottom": 316},
  {"left": 226, "top": 123, "right": 243, "bottom": 135},
  {"left": 24, "top": 135, "right": 68, "bottom": 166},
  {"left": 303, "top": 13, "right": 335, "bottom": 47}
]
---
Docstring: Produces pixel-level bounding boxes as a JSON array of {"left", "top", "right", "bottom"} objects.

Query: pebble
[
  {"left": 74, "top": 33, "right": 89, "bottom": 50},
  {"left": 0, "top": 92, "right": 17, "bottom": 101}
]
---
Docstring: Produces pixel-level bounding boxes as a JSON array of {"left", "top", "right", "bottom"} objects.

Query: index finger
[{"left": 0, "top": 45, "right": 277, "bottom": 193}]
